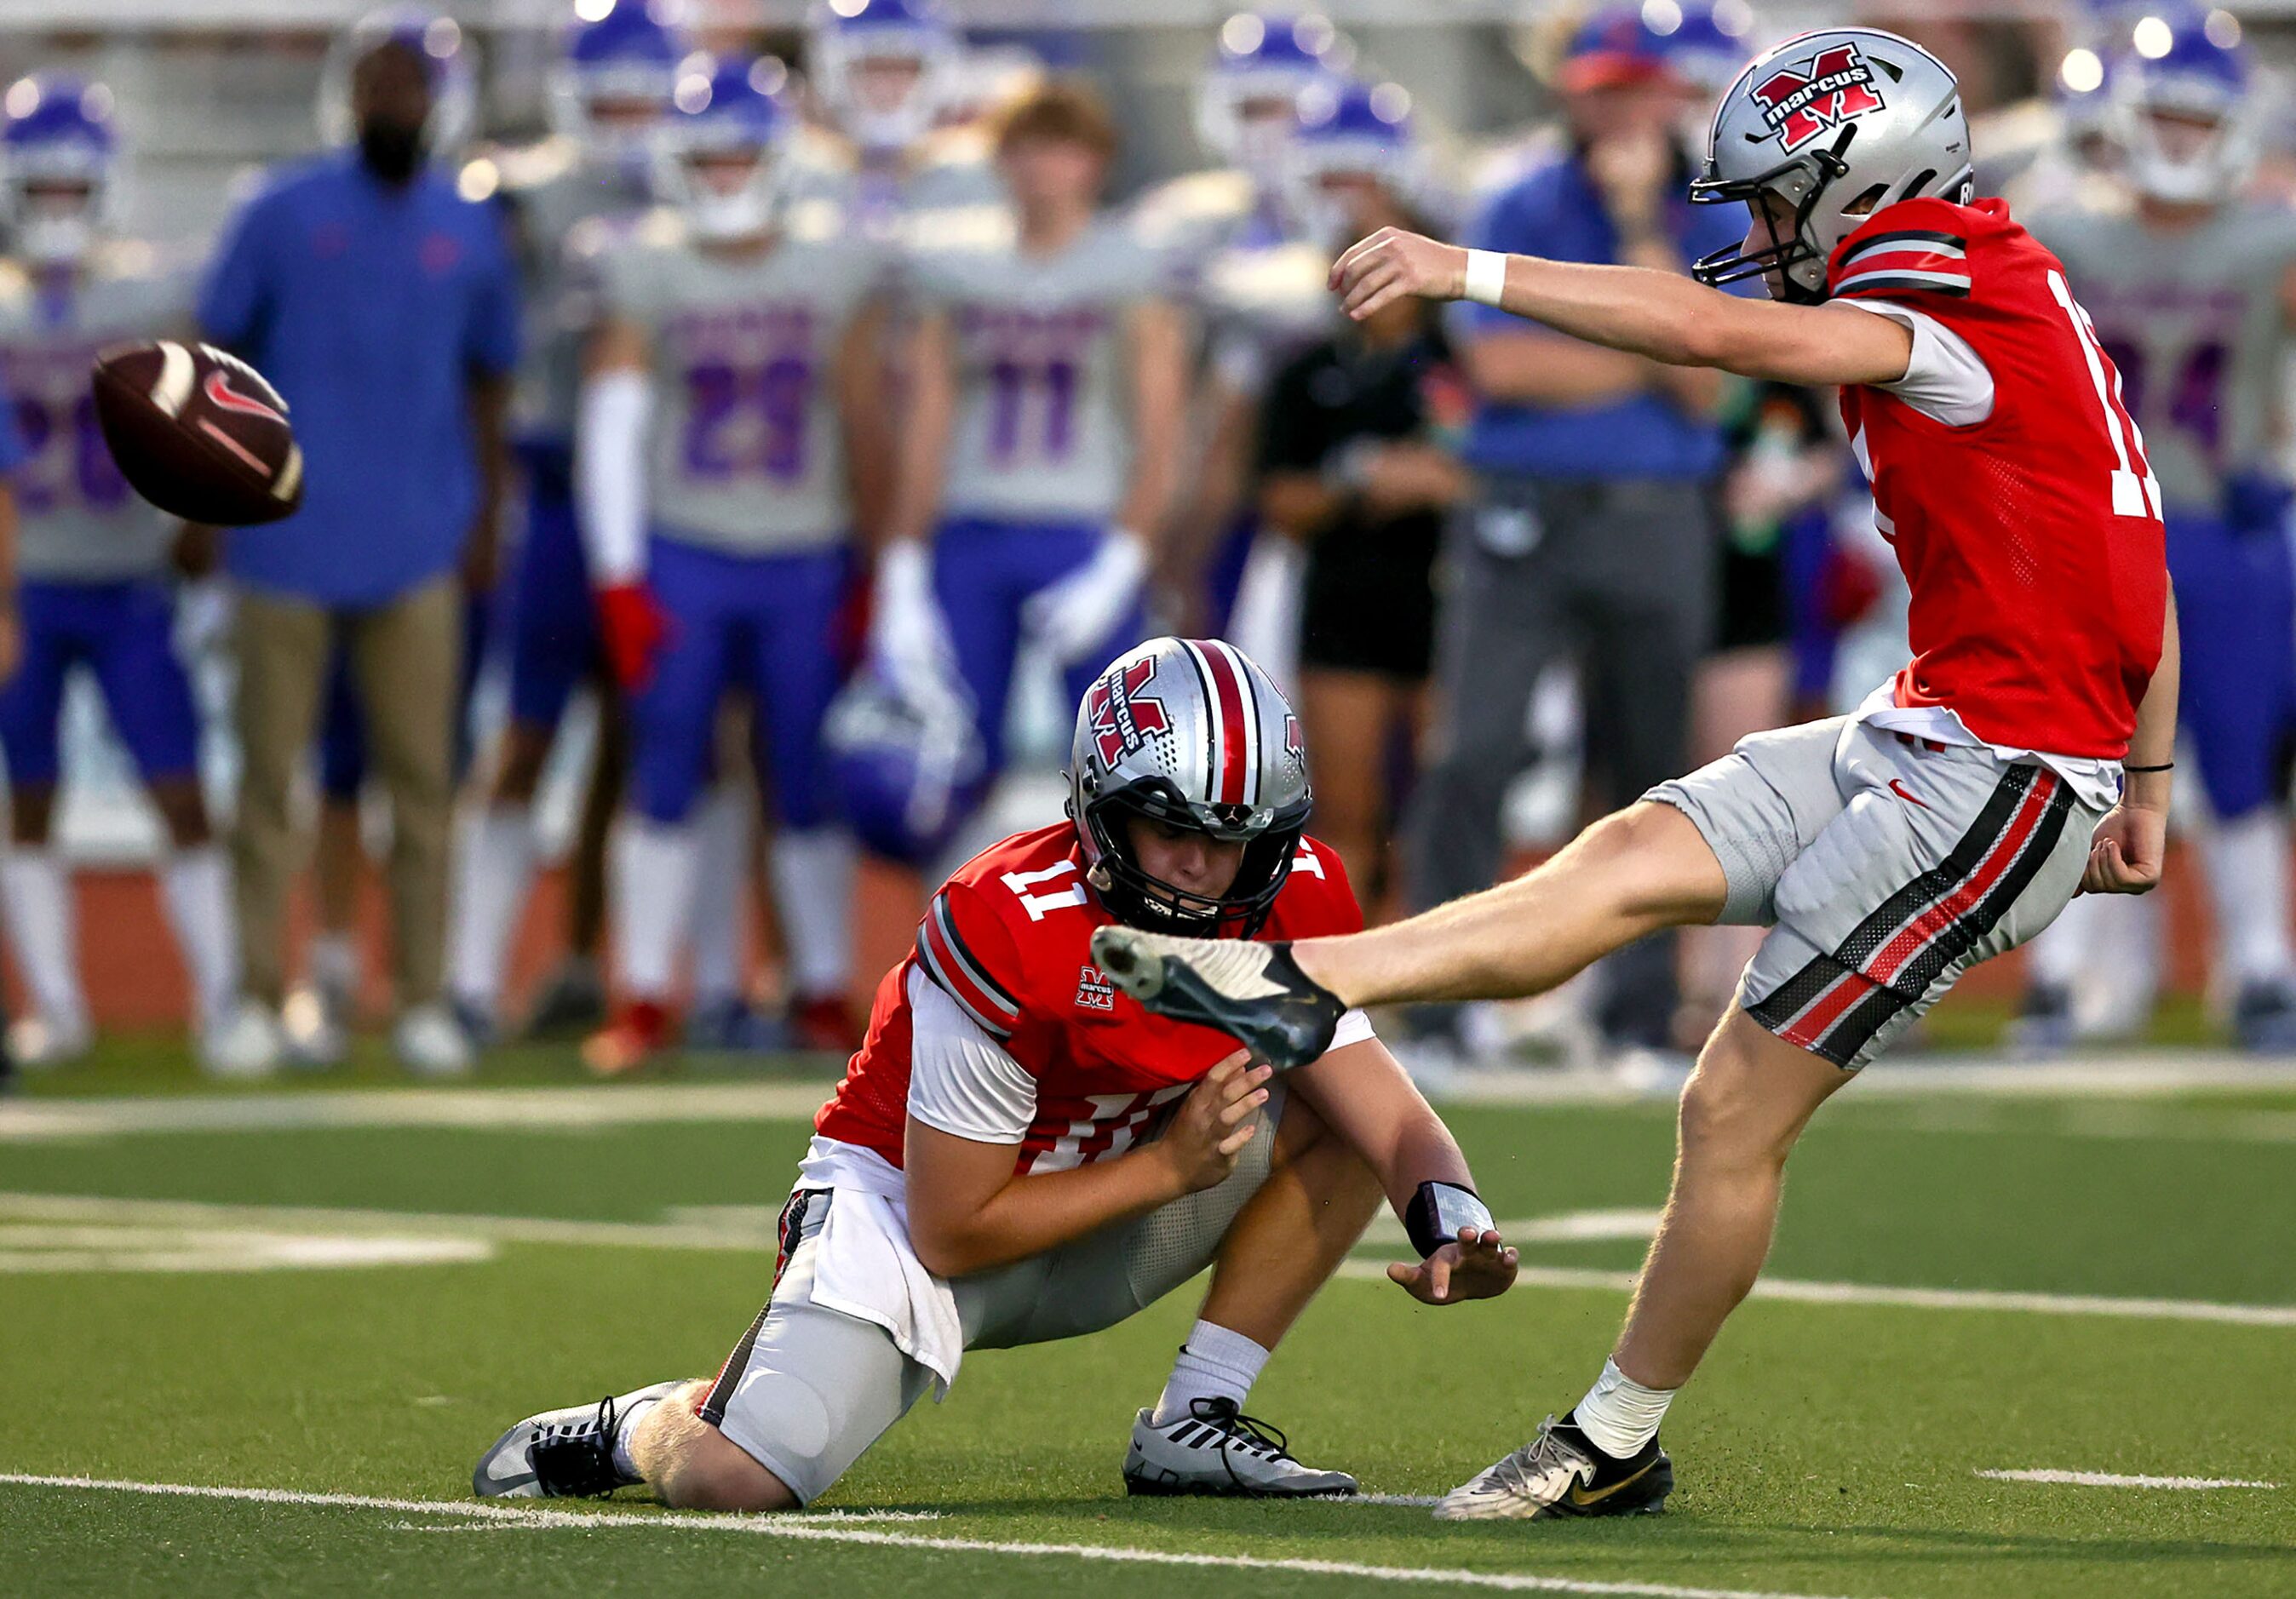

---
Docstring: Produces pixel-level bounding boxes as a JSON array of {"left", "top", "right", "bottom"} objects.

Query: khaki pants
[{"left": 232, "top": 576, "right": 462, "bottom": 1009}]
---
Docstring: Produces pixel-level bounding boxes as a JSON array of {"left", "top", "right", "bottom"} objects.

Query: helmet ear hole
[{"left": 1845, "top": 181, "right": 1890, "bottom": 215}]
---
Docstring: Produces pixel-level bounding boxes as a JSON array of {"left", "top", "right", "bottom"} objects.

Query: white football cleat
[
  {"left": 8, "top": 1012, "right": 91, "bottom": 1071},
  {"left": 393, "top": 1001, "right": 474, "bottom": 1078},
  {"left": 1123, "top": 1400, "right": 1358, "bottom": 1498},
  {"left": 199, "top": 998, "right": 284, "bottom": 1080},
  {"left": 473, "top": 1380, "right": 684, "bottom": 1499}
]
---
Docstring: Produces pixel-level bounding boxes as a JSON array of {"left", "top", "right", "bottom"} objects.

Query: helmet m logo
[
  {"left": 1749, "top": 43, "right": 1885, "bottom": 152},
  {"left": 1088, "top": 656, "right": 1169, "bottom": 766}
]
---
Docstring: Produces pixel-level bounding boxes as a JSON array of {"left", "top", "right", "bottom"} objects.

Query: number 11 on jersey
[{"left": 2047, "top": 268, "right": 2163, "bottom": 523}]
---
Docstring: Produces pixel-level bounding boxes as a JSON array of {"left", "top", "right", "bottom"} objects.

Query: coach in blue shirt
[
  {"left": 1403, "top": 8, "right": 1742, "bottom": 1059},
  {"left": 200, "top": 24, "right": 518, "bottom": 1074}
]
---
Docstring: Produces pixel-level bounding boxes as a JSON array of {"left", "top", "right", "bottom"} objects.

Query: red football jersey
[
  {"left": 814, "top": 823, "right": 1365, "bottom": 1173},
  {"left": 1832, "top": 196, "right": 2168, "bottom": 759}
]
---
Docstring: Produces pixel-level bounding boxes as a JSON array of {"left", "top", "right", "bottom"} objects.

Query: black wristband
[
  {"left": 2124, "top": 761, "right": 2173, "bottom": 773},
  {"left": 1403, "top": 1181, "right": 1495, "bottom": 1258}
]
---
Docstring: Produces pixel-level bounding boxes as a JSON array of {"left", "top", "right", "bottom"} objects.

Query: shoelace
[
  {"left": 528, "top": 1396, "right": 624, "bottom": 1499},
  {"left": 1186, "top": 1396, "right": 1296, "bottom": 1489},
  {"left": 1476, "top": 1415, "right": 1593, "bottom": 1502}
]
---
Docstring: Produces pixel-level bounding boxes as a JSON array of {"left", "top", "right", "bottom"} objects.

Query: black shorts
[
  {"left": 1298, "top": 512, "right": 1442, "bottom": 680},
  {"left": 1713, "top": 530, "right": 1788, "bottom": 653}
]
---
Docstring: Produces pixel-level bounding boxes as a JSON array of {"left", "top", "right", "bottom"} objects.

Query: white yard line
[
  {"left": 0, "top": 1192, "right": 773, "bottom": 1252},
  {"left": 1977, "top": 1469, "right": 2279, "bottom": 1490},
  {"left": 6, "top": 1053, "right": 2296, "bottom": 1143},
  {"left": 0, "top": 1082, "right": 839, "bottom": 1142},
  {"left": 1334, "top": 1263, "right": 2296, "bottom": 1328},
  {"left": 0, "top": 1473, "right": 1868, "bottom": 1599},
  {"left": 8, "top": 1193, "right": 2293, "bottom": 1327}
]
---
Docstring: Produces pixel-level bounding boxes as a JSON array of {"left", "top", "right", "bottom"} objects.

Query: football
[{"left": 89, "top": 339, "right": 304, "bottom": 526}]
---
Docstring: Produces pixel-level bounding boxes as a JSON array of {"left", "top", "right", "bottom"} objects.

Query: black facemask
[{"left": 358, "top": 117, "right": 428, "bottom": 184}]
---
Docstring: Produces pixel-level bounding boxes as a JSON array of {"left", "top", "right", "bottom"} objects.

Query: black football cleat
[
  {"left": 472, "top": 1381, "right": 680, "bottom": 1499},
  {"left": 1433, "top": 1413, "right": 1673, "bottom": 1521},
  {"left": 1088, "top": 928, "right": 1345, "bottom": 1070}
]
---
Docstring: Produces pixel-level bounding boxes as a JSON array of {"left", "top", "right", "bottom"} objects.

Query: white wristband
[{"left": 1462, "top": 249, "right": 1508, "bottom": 307}]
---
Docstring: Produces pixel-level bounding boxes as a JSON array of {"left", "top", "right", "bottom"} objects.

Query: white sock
[
  {"left": 2202, "top": 811, "right": 2294, "bottom": 986},
  {"left": 612, "top": 817, "right": 701, "bottom": 1002},
  {"left": 686, "top": 786, "right": 749, "bottom": 1010},
  {"left": 307, "top": 931, "right": 359, "bottom": 1000},
  {"left": 447, "top": 804, "right": 539, "bottom": 1015},
  {"left": 158, "top": 846, "right": 239, "bottom": 1032},
  {"left": 1151, "top": 1320, "right": 1271, "bottom": 1426},
  {"left": 610, "top": 1394, "right": 663, "bottom": 1482},
  {"left": 0, "top": 848, "right": 86, "bottom": 1033},
  {"left": 772, "top": 828, "right": 856, "bottom": 999},
  {"left": 1573, "top": 1358, "right": 1676, "bottom": 1459}
]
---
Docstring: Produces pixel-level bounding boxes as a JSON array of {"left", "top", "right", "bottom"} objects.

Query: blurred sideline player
[
  {"left": 579, "top": 59, "right": 888, "bottom": 1072},
  {"left": 2022, "top": 14, "right": 2296, "bottom": 1050},
  {"left": 789, "top": 0, "right": 1006, "bottom": 236},
  {"left": 1140, "top": 9, "right": 1338, "bottom": 655},
  {"left": 474, "top": 638, "right": 1516, "bottom": 1510},
  {"left": 869, "top": 80, "right": 1186, "bottom": 845},
  {"left": 446, "top": 0, "right": 686, "bottom": 1045},
  {"left": 1256, "top": 78, "right": 1464, "bottom": 897},
  {"left": 1097, "top": 27, "right": 2178, "bottom": 1516},
  {"left": 0, "top": 76, "right": 264, "bottom": 1074}
]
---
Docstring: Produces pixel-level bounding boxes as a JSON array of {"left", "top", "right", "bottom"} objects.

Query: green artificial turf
[{"left": 2, "top": 1045, "right": 2291, "bottom": 1597}]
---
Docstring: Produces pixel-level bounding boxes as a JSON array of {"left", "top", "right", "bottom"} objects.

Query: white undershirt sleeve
[
  {"left": 905, "top": 966, "right": 1038, "bottom": 1145},
  {"left": 576, "top": 366, "right": 652, "bottom": 584},
  {"left": 1840, "top": 298, "right": 1996, "bottom": 428}
]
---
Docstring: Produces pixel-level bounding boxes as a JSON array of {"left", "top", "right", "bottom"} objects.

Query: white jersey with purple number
[
  {"left": 594, "top": 209, "right": 887, "bottom": 554},
  {"left": 0, "top": 252, "right": 192, "bottom": 581},
  {"left": 2029, "top": 198, "right": 2296, "bottom": 513},
  {"left": 904, "top": 213, "right": 1174, "bottom": 525}
]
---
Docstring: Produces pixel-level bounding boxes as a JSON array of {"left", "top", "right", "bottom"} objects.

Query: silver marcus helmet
[
  {"left": 1689, "top": 27, "right": 1972, "bottom": 303},
  {"left": 1066, "top": 637, "right": 1312, "bottom": 937}
]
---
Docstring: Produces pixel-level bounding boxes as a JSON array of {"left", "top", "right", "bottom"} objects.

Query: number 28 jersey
[
  {"left": 0, "top": 255, "right": 192, "bottom": 580},
  {"left": 1832, "top": 196, "right": 2167, "bottom": 761},
  {"left": 814, "top": 823, "right": 1369, "bottom": 1175},
  {"left": 592, "top": 209, "right": 888, "bottom": 553}
]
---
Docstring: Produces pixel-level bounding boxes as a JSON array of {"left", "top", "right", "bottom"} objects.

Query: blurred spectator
[
  {"left": 1404, "top": 9, "right": 1737, "bottom": 1060},
  {"left": 1256, "top": 79, "right": 1464, "bottom": 903},
  {"left": 198, "top": 15, "right": 518, "bottom": 1075}
]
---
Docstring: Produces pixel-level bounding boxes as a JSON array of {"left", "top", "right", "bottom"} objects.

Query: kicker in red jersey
[
  {"left": 1830, "top": 195, "right": 2168, "bottom": 759},
  {"left": 814, "top": 823, "right": 1365, "bottom": 1173}
]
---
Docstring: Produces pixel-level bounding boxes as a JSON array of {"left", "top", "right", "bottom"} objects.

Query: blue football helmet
[
  {"left": 1197, "top": 10, "right": 1342, "bottom": 184},
  {"left": 2110, "top": 3, "right": 2255, "bottom": 203},
  {"left": 1645, "top": 1, "right": 1759, "bottom": 97},
  {"left": 551, "top": 0, "right": 688, "bottom": 166},
  {"left": 0, "top": 75, "right": 118, "bottom": 267},
  {"left": 658, "top": 55, "right": 789, "bottom": 240},
  {"left": 825, "top": 668, "right": 987, "bottom": 867},
  {"left": 808, "top": 0, "right": 957, "bottom": 155},
  {"left": 318, "top": 6, "right": 479, "bottom": 158},
  {"left": 1284, "top": 77, "right": 1415, "bottom": 249}
]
